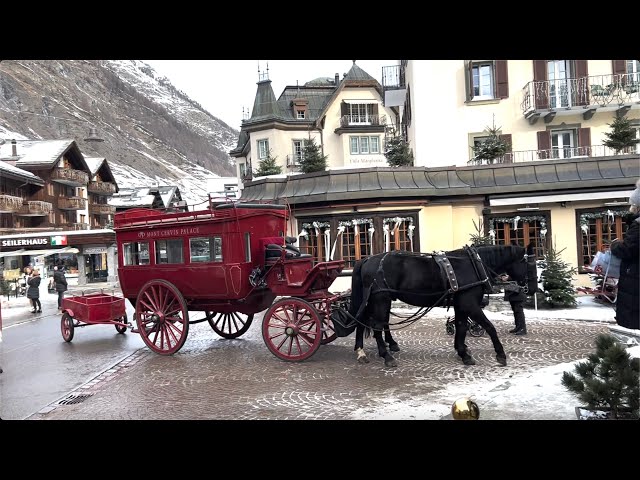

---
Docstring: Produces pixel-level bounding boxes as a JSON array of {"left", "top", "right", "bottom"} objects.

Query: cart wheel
[
  {"left": 468, "top": 321, "right": 485, "bottom": 338},
  {"left": 262, "top": 297, "right": 322, "bottom": 362},
  {"left": 61, "top": 313, "right": 74, "bottom": 342},
  {"left": 115, "top": 314, "right": 128, "bottom": 334},
  {"left": 135, "top": 279, "right": 189, "bottom": 355},
  {"left": 445, "top": 318, "right": 455, "bottom": 336},
  {"left": 206, "top": 311, "right": 254, "bottom": 339},
  {"left": 320, "top": 317, "right": 338, "bottom": 345}
]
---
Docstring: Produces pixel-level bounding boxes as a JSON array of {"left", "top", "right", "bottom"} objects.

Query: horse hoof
[
  {"left": 358, "top": 356, "right": 370, "bottom": 364},
  {"left": 385, "top": 358, "right": 398, "bottom": 368},
  {"left": 496, "top": 356, "right": 507, "bottom": 367},
  {"left": 462, "top": 356, "right": 476, "bottom": 366},
  {"left": 389, "top": 344, "right": 400, "bottom": 352}
]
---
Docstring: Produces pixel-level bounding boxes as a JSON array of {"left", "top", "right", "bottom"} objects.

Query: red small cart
[{"left": 60, "top": 291, "right": 128, "bottom": 342}]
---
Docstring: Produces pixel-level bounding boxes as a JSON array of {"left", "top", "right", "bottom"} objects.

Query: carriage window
[
  {"left": 189, "top": 237, "right": 223, "bottom": 263},
  {"left": 244, "top": 233, "right": 251, "bottom": 262},
  {"left": 155, "top": 239, "right": 184, "bottom": 264},
  {"left": 123, "top": 242, "right": 150, "bottom": 266}
]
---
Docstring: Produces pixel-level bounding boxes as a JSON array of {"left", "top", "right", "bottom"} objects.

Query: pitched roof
[
  {"left": 108, "top": 187, "right": 158, "bottom": 208},
  {"left": 0, "top": 160, "right": 44, "bottom": 185},
  {"left": 84, "top": 156, "right": 119, "bottom": 192},
  {"left": 239, "top": 155, "right": 640, "bottom": 204}
]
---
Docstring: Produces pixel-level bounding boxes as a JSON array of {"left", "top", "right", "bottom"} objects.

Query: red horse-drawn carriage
[{"left": 110, "top": 197, "right": 346, "bottom": 361}]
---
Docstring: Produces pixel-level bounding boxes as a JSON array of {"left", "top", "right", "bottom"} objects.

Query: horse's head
[{"left": 503, "top": 243, "right": 538, "bottom": 295}]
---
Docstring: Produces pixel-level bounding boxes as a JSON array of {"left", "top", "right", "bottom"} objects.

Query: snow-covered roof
[
  {"left": 2, "top": 139, "right": 72, "bottom": 166},
  {"left": 0, "top": 160, "right": 44, "bottom": 185},
  {"left": 108, "top": 187, "right": 157, "bottom": 208},
  {"left": 156, "top": 185, "right": 181, "bottom": 207},
  {"left": 84, "top": 157, "right": 105, "bottom": 176}
]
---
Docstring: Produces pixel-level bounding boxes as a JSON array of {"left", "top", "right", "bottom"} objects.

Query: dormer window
[
  {"left": 296, "top": 109, "right": 306, "bottom": 119},
  {"left": 292, "top": 98, "right": 309, "bottom": 119}
]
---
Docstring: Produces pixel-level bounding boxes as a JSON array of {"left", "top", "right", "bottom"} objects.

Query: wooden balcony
[
  {"left": 16, "top": 201, "right": 53, "bottom": 217},
  {"left": 58, "top": 197, "right": 87, "bottom": 210},
  {"left": 51, "top": 168, "right": 89, "bottom": 186},
  {"left": 60, "top": 222, "right": 90, "bottom": 231},
  {"left": 91, "top": 203, "right": 116, "bottom": 216},
  {"left": 0, "top": 194, "right": 24, "bottom": 213},
  {"left": 87, "top": 181, "right": 117, "bottom": 195}
]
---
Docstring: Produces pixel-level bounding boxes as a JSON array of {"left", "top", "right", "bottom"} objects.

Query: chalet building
[
  {"left": 236, "top": 60, "right": 640, "bottom": 291},
  {"left": 0, "top": 139, "right": 119, "bottom": 284},
  {"left": 109, "top": 186, "right": 185, "bottom": 212}
]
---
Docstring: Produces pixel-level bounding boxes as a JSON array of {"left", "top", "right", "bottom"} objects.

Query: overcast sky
[{"left": 142, "top": 60, "right": 396, "bottom": 130}]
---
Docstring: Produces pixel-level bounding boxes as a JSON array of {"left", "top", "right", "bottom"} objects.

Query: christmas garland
[
  {"left": 489, "top": 216, "right": 547, "bottom": 230},
  {"left": 579, "top": 209, "right": 628, "bottom": 229}
]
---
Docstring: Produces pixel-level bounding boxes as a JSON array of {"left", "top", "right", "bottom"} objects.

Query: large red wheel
[
  {"left": 262, "top": 298, "right": 322, "bottom": 362},
  {"left": 135, "top": 279, "right": 189, "bottom": 355},
  {"left": 206, "top": 311, "right": 254, "bottom": 339}
]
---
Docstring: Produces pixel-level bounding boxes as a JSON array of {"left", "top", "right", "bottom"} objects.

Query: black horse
[{"left": 348, "top": 244, "right": 537, "bottom": 368}]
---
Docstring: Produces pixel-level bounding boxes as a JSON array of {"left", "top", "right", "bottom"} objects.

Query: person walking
[
  {"left": 610, "top": 179, "right": 640, "bottom": 330},
  {"left": 27, "top": 269, "right": 42, "bottom": 313},
  {"left": 53, "top": 265, "right": 68, "bottom": 311},
  {"left": 500, "top": 273, "right": 527, "bottom": 335}
]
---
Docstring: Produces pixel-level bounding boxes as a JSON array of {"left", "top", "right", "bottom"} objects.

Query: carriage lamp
[{"left": 451, "top": 397, "right": 480, "bottom": 420}]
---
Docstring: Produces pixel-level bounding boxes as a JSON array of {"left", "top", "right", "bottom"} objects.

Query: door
[
  {"left": 551, "top": 130, "right": 575, "bottom": 159},
  {"left": 548, "top": 60, "right": 571, "bottom": 109},
  {"left": 86, "top": 253, "right": 108, "bottom": 282}
]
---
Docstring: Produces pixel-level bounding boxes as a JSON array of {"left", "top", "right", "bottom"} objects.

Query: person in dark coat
[
  {"left": 27, "top": 269, "right": 42, "bottom": 313},
  {"left": 504, "top": 281, "right": 527, "bottom": 335},
  {"left": 610, "top": 179, "right": 640, "bottom": 330},
  {"left": 53, "top": 266, "right": 68, "bottom": 311}
]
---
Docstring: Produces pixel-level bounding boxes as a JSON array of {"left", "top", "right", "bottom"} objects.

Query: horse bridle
[{"left": 484, "top": 253, "right": 536, "bottom": 294}]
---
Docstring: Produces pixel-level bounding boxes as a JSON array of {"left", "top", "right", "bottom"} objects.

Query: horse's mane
[{"left": 474, "top": 244, "right": 525, "bottom": 268}]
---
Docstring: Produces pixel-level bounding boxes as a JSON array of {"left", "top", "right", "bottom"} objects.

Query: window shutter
[
  {"left": 499, "top": 134, "right": 513, "bottom": 163},
  {"left": 340, "top": 101, "right": 349, "bottom": 117},
  {"left": 612, "top": 60, "right": 627, "bottom": 75},
  {"left": 537, "top": 131, "right": 551, "bottom": 159},
  {"left": 574, "top": 60, "right": 589, "bottom": 106},
  {"left": 495, "top": 60, "right": 509, "bottom": 99},
  {"left": 578, "top": 127, "right": 591, "bottom": 156},
  {"left": 533, "top": 60, "right": 548, "bottom": 109},
  {"left": 464, "top": 60, "right": 474, "bottom": 101}
]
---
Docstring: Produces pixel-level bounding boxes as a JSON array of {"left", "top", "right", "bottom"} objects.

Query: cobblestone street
[{"left": 28, "top": 308, "right": 613, "bottom": 420}]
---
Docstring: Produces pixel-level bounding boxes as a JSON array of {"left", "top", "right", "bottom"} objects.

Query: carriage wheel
[
  {"left": 206, "top": 311, "right": 254, "bottom": 339},
  {"left": 135, "top": 279, "right": 189, "bottom": 355},
  {"left": 61, "top": 313, "right": 74, "bottom": 342},
  {"left": 320, "top": 317, "right": 338, "bottom": 345},
  {"left": 262, "top": 298, "right": 322, "bottom": 362},
  {"left": 115, "top": 314, "right": 128, "bottom": 334}
]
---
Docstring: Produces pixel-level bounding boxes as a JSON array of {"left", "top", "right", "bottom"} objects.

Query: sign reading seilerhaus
[{"left": 1, "top": 237, "right": 49, "bottom": 247}]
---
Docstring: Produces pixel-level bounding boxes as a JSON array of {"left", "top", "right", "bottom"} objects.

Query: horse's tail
[{"left": 349, "top": 258, "right": 365, "bottom": 319}]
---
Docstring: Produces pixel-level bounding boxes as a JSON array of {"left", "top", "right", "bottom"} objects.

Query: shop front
[{"left": 0, "top": 230, "right": 116, "bottom": 286}]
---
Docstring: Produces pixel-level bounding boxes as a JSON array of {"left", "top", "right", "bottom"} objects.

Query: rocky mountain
[{"left": 0, "top": 60, "right": 239, "bottom": 205}]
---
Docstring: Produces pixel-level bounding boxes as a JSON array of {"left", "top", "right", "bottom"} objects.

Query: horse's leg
[
  {"left": 384, "top": 326, "right": 400, "bottom": 352},
  {"left": 374, "top": 328, "right": 397, "bottom": 368},
  {"left": 453, "top": 309, "right": 475, "bottom": 365},
  {"left": 468, "top": 308, "right": 507, "bottom": 367},
  {"left": 354, "top": 323, "right": 369, "bottom": 364}
]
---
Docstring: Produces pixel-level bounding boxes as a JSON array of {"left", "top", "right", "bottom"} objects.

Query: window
[
  {"left": 155, "top": 239, "right": 184, "bottom": 264},
  {"left": 296, "top": 109, "right": 305, "bottom": 119},
  {"left": 257, "top": 139, "right": 269, "bottom": 160},
  {"left": 349, "top": 103, "right": 376, "bottom": 124},
  {"left": 548, "top": 60, "right": 572, "bottom": 109},
  {"left": 123, "top": 242, "right": 150, "bottom": 266},
  {"left": 291, "top": 140, "right": 305, "bottom": 164},
  {"left": 551, "top": 129, "right": 576, "bottom": 159},
  {"left": 578, "top": 209, "right": 627, "bottom": 271},
  {"left": 488, "top": 215, "right": 547, "bottom": 259},
  {"left": 244, "top": 233, "right": 251, "bottom": 262},
  {"left": 472, "top": 63, "right": 494, "bottom": 99},
  {"left": 239, "top": 163, "right": 246, "bottom": 178},
  {"left": 189, "top": 237, "right": 222, "bottom": 263},
  {"left": 627, "top": 60, "right": 640, "bottom": 81},
  {"left": 349, "top": 136, "right": 381, "bottom": 154}
]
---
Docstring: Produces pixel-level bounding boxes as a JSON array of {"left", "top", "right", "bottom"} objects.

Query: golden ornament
[{"left": 451, "top": 397, "right": 480, "bottom": 420}]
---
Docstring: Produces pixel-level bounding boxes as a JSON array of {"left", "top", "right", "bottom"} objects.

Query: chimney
[
  {"left": 335, "top": 73, "right": 339, "bottom": 85},
  {"left": 11, "top": 139, "right": 17, "bottom": 157}
]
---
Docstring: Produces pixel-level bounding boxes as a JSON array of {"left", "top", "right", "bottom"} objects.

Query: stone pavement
[{"left": 24, "top": 297, "right": 624, "bottom": 421}]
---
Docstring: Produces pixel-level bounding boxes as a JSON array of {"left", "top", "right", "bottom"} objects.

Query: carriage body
[
  {"left": 114, "top": 198, "right": 344, "bottom": 358},
  {"left": 59, "top": 292, "right": 128, "bottom": 342}
]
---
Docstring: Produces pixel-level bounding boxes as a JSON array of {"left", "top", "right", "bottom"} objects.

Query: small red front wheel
[
  {"left": 262, "top": 298, "right": 322, "bottom": 362},
  {"left": 61, "top": 313, "right": 74, "bottom": 342}
]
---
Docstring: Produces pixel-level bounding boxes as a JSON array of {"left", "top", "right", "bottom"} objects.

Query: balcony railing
[
  {"left": 58, "top": 197, "right": 87, "bottom": 210},
  {"left": 286, "top": 154, "right": 303, "bottom": 167},
  {"left": 382, "top": 64, "right": 406, "bottom": 90},
  {"left": 16, "top": 201, "right": 53, "bottom": 216},
  {"left": 51, "top": 168, "right": 89, "bottom": 186},
  {"left": 339, "top": 114, "right": 387, "bottom": 128},
  {"left": 87, "top": 181, "right": 117, "bottom": 195},
  {"left": 521, "top": 73, "right": 640, "bottom": 116},
  {"left": 91, "top": 204, "right": 116, "bottom": 216},
  {"left": 60, "top": 222, "right": 90, "bottom": 231},
  {"left": 0, "top": 194, "right": 24, "bottom": 213},
  {"left": 468, "top": 144, "right": 639, "bottom": 165}
]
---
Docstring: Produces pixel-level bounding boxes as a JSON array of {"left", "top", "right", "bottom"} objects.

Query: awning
[
  {"left": 19, "top": 246, "right": 80, "bottom": 257},
  {"left": 0, "top": 249, "right": 26, "bottom": 258},
  {"left": 489, "top": 189, "right": 634, "bottom": 207}
]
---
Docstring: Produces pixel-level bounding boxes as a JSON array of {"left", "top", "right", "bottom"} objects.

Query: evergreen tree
[
  {"left": 384, "top": 132, "right": 414, "bottom": 167},
  {"left": 539, "top": 241, "right": 578, "bottom": 308},
  {"left": 562, "top": 333, "right": 639, "bottom": 419},
  {"left": 471, "top": 117, "right": 509, "bottom": 163},
  {"left": 299, "top": 138, "right": 328, "bottom": 174},
  {"left": 602, "top": 116, "right": 640, "bottom": 154},
  {"left": 469, "top": 219, "right": 493, "bottom": 245},
  {"left": 254, "top": 150, "right": 282, "bottom": 176}
]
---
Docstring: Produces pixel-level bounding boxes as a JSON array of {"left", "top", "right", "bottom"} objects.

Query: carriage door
[{"left": 548, "top": 60, "right": 571, "bottom": 109}]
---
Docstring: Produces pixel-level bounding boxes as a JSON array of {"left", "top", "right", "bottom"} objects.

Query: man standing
[
  {"left": 53, "top": 266, "right": 68, "bottom": 311},
  {"left": 504, "top": 278, "right": 527, "bottom": 335}
]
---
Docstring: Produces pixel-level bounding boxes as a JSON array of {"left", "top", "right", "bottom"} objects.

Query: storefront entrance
[{"left": 85, "top": 253, "right": 108, "bottom": 283}]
